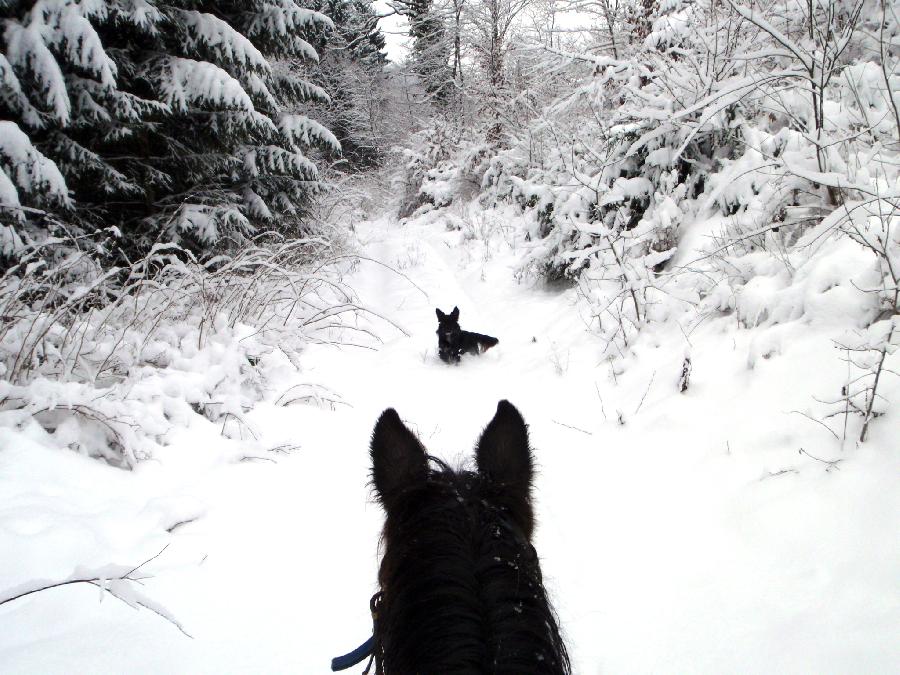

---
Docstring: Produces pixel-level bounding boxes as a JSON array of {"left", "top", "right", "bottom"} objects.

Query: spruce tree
[{"left": 0, "top": 0, "right": 338, "bottom": 261}]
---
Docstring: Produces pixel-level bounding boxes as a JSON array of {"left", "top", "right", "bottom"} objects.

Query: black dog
[{"left": 435, "top": 306, "right": 498, "bottom": 364}]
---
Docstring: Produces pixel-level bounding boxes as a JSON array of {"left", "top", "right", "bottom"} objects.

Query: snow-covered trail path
[{"left": 2, "top": 216, "right": 898, "bottom": 674}]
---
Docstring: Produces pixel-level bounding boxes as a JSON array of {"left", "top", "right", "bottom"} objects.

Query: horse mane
[{"left": 373, "top": 455, "right": 570, "bottom": 674}]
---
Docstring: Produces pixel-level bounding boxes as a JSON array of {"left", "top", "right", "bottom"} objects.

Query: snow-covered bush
[
  {"left": 388, "top": 0, "right": 898, "bottom": 437},
  {"left": 0, "top": 231, "right": 363, "bottom": 468},
  {"left": 397, "top": 122, "right": 464, "bottom": 218}
]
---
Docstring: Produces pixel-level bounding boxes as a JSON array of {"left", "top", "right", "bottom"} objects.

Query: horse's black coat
[
  {"left": 369, "top": 401, "right": 570, "bottom": 674},
  {"left": 436, "top": 306, "right": 499, "bottom": 364}
]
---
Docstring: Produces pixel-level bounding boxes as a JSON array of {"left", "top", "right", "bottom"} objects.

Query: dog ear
[
  {"left": 450, "top": 306, "right": 460, "bottom": 322},
  {"left": 371, "top": 408, "right": 428, "bottom": 510},
  {"left": 436, "top": 308, "right": 446, "bottom": 321},
  {"left": 475, "top": 400, "right": 534, "bottom": 533}
]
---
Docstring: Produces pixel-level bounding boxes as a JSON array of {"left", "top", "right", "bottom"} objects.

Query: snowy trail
[{"left": 2, "top": 216, "right": 898, "bottom": 674}]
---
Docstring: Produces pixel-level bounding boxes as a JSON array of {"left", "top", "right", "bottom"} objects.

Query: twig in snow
[
  {"left": 165, "top": 518, "right": 199, "bottom": 533},
  {"left": 120, "top": 544, "right": 171, "bottom": 579},
  {"left": 594, "top": 382, "right": 608, "bottom": 421},
  {"left": 859, "top": 324, "right": 895, "bottom": 443},
  {"left": 790, "top": 410, "right": 840, "bottom": 440},
  {"left": 608, "top": 357, "right": 619, "bottom": 385},
  {"left": 275, "top": 383, "right": 347, "bottom": 410},
  {"left": 678, "top": 357, "right": 692, "bottom": 393},
  {"left": 760, "top": 468, "right": 799, "bottom": 481},
  {"left": 268, "top": 444, "right": 302, "bottom": 455},
  {"left": 220, "top": 412, "right": 258, "bottom": 440},
  {"left": 239, "top": 454, "right": 278, "bottom": 463},
  {"left": 552, "top": 420, "right": 593, "bottom": 435},
  {"left": 0, "top": 546, "right": 191, "bottom": 638},
  {"left": 549, "top": 343, "right": 569, "bottom": 376},
  {"left": 634, "top": 371, "right": 656, "bottom": 414},
  {"left": 798, "top": 447, "right": 843, "bottom": 471},
  {"left": 676, "top": 321, "right": 693, "bottom": 348}
]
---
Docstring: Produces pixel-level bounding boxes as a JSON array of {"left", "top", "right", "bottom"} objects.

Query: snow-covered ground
[{"left": 1, "top": 212, "right": 898, "bottom": 673}]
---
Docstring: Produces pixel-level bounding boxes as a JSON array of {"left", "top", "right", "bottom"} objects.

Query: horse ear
[
  {"left": 371, "top": 408, "right": 428, "bottom": 509},
  {"left": 475, "top": 400, "right": 533, "bottom": 507},
  {"left": 436, "top": 308, "right": 446, "bottom": 321},
  {"left": 450, "top": 306, "right": 460, "bottom": 321}
]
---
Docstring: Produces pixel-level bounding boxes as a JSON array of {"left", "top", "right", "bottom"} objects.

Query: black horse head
[{"left": 369, "top": 401, "right": 570, "bottom": 674}]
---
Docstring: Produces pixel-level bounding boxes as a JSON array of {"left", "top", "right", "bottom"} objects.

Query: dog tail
[{"left": 480, "top": 335, "right": 499, "bottom": 351}]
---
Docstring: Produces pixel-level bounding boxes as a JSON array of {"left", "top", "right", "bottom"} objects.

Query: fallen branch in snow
[
  {"left": 760, "top": 468, "right": 799, "bottom": 480},
  {"left": 798, "top": 447, "right": 843, "bottom": 471},
  {"left": 238, "top": 454, "right": 278, "bottom": 463},
  {"left": 551, "top": 419, "right": 592, "bottom": 435},
  {"left": 0, "top": 546, "right": 191, "bottom": 637}
]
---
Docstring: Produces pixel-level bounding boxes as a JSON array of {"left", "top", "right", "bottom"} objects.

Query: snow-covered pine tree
[{"left": 1, "top": 0, "right": 338, "bottom": 261}]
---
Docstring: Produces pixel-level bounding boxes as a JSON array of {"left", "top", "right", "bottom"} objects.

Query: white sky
[{"left": 374, "top": 1, "right": 412, "bottom": 63}]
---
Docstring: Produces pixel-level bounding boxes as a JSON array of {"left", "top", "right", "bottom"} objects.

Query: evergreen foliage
[{"left": 0, "top": 0, "right": 338, "bottom": 261}]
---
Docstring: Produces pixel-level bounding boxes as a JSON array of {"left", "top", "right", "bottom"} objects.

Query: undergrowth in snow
[{"left": 0, "top": 232, "right": 371, "bottom": 468}]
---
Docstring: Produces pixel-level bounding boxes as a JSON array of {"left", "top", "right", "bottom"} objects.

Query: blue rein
[
  {"left": 331, "top": 635, "right": 374, "bottom": 671},
  {"left": 331, "top": 591, "right": 382, "bottom": 672}
]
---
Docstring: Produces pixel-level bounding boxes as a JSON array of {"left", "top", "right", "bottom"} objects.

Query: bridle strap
[{"left": 330, "top": 592, "right": 383, "bottom": 673}]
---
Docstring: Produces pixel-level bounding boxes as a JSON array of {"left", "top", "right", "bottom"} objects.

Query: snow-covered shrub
[
  {"left": 487, "top": 0, "right": 897, "bottom": 358},
  {"left": 827, "top": 316, "right": 898, "bottom": 444},
  {"left": 0, "top": 231, "right": 363, "bottom": 468},
  {"left": 397, "top": 122, "right": 463, "bottom": 218},
  {"left": 384, "top": 0, "right": 899, "bottom": 437}
]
